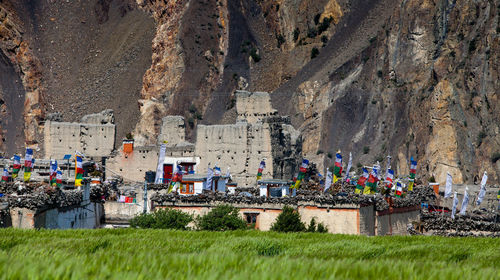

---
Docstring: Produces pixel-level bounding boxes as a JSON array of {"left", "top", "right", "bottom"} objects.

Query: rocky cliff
[{"left": 0, "top": 0, "right": 498, "bottom": 184}]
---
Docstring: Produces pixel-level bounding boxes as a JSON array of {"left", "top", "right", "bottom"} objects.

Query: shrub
[
  {"left": 197, "top": 204, "right": 247, "bottom": 231},
  {"left": 318, "top": 17, "right": 333, "bottom": 34},
  {"left": 293, "top": 28, "right": 300, "bottom": 42},
  {"left": 428, "top": 175, "right": 436, "bottom": 183},
  {"left": 250, "top": 48, "right": 261, "bottom": 62},
  {"left": 311, "top": 47, "right": 319, "bottom": 59},
  {"left": 130, "top": 208, "right": 193, "bottom": 230},
  {"left": 307, "top": 217, "right": 317, "bottom": 232},
  {"left": 307, "top": 27, "right": 317, "bottom": 38},
  {"left": 316, "top": 150, "right": 324, "bottom": 155},
  {"left": 276, "top": 34, "right": 285, "bottom": 48},
  {"left": 314, "top": 13, "right": 321, "bottom": 25},
  {"left": 491, "top": 152, "right": 500, "bottom": 163},
  {"left": 363, "top": 146, "right": 370, "bottom": 154},
  {"left": 271, "top": 206, "right": 305, "bottom": 232},
  {"left": 316, "top": 223, "right": 328, "bottom": 233},
  {"left": 321, "top": 35, "right": 328, "bottom": 44}
]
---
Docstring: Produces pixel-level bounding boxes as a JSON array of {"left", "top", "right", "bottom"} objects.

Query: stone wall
[
  {"left": 157, "top": 116, "right": 186, "bottom": 145},
  {"left": 44, "top": 110, "right": 116, "bottom": 159},
  {"left": 106, "top": 145, "right": 158, "bottom": 182},
  {"left": 195, "top": 122, "right": 274, "bottom": 187},
  {"left": 236, "top": 91, "right": 277, "bottom": 124}
]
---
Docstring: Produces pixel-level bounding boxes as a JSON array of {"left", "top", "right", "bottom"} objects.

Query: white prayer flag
[
  {"left": 444, "top": 173, "right": 453, "bottom": 198},
  {"left": 459, "top": 187, "right": 469, "bottom": 215},
  {"left": 476, "top": 171, "right": 488, "bottom": 206},
  {"left": 154, "top": 144, "right": 167, "bottom": 184},
  {"left": 205, "top": 167, "right": 214, "bottom": 191},
  {"left": 344, "top": 153, "right": 352, "bottom": 181},
  {"left": 324, "top": 170, "right": 333, "bottom": 193},
  {"left": 451, "top": 191, "right": 459, "bottom": 219}
]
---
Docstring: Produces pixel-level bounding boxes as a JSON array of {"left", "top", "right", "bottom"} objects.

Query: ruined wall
[
  {"left": 267, "top": 117, "right": 302, "bottom": 181},
  {"left": 236, "top": 91, "right": 277, "bottom": 124},
  {"left": 157, "top": 115, "right": 186, "bottom": 145},
  {"left": 376, "top": 208, "right": 420, "bottom": 236},
  {"left": 106, "top": 145, "right": 158, "bottom": 182},
  {"left": 195, "top": 122, "right": 273, "bottom": 187},
  {"left": 10, "top": 202, "right": 103, "bottom": 229},
  {"left": 44, "top": 121, "right": 115, "bottom": 159}
]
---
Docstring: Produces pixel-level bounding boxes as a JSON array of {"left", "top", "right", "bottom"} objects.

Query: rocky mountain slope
[{"left": 0, "top": 0, "right": 499, "bottom": 184}]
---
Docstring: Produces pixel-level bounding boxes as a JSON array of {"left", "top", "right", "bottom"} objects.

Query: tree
[
  {"left": 271, "top": 206, "right": 306, "bottom": 232},
  {"left": 197, "top": 204, "right": 247, "bottom": 231},
  {"left": 130, "top": 208, "right": 193, "bottom": 230}
]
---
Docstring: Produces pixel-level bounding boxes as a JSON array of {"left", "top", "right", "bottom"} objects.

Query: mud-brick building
[{"left": 152, "top": 196, "right": 420, "bottom": 236}]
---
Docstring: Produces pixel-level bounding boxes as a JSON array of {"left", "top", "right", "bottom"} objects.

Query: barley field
[{"left": 0, "top": 229, "right": 498, "bottom": 279}]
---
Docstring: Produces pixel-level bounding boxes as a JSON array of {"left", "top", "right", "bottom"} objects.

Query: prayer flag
[
  {"left": 324, "top": 170, "right": 333, "bottom": 193},
  {"left": 333, "top": 153, "right": 342, "bottom": 183},
  {"left": 50, "top": 160, "right": 58, "bottom": 186},
  {"left": 257, "top": 160, "right": 265, "bottom": 180},
  {"left": 408, "top": 157, "right": 417, "bottom": 191},
  {"left": 366, "top": 165, "right": 379, "bottom": 194},
  {"left": 476, "top": 171, "right": 487, "bottom": 206},
  {"left": 56, "top": 170, "right": 63, "bottom": 187},
  {"left": 12, "top": 155, "right": 21, "bottom": 179},
  {"left": 459, "top": 187, "right": 469, "bottom": 215},
  {"left": 344, "top": 152, "right": 352, "bottom": 182},
  {"left": 23, "top": 148, "right": 33, "bottom": 182},
  {"left": 395, "top": 181, "right": 403, "bottom": 197},
  {"left": 75, "top": 153, "right": 84, "bottom": 187},
  {"left": 444, "top": 173, "right": 453, "bottom": 198},
  {"left": 214, "top": 165, "right": 221, "bottom": 176},
  {"left": 205, "top": 166, "right": 214, "bottom": 191},
  {"left": 356, "top": 168, "right": 369, "bottom": 194},
  {"left": 385, "top": 169, "right": 394, "bottom": 189},
  {"left": 451, "top": 191, "right": 458, "bottom": 219},
  {"left": 1, "top": 168, "right": 9, "bottom": 182},
  {"left": 293, "top": 159, "right": 309, "bottom": 189}
]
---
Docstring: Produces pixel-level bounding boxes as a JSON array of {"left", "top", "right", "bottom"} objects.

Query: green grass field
[{"left": 0, "top": 229, "right": 498, "bottom": 279}]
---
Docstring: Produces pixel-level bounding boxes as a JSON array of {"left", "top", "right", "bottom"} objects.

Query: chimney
[{"left": 123, "top": 139, "right": 134, "bottom": 153}]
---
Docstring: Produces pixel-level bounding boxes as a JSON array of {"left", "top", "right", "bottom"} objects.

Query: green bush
[
  {"left": 363, "top": 146, "right": 370, "bottom": 154},
  {"left": 250, "top": 48, "right": 261, "bottom": 62},
  {"left": 307, "top": 217, "right": 328, "bottom": 233},
  {"left": 271, "top": 206, "right": 305, "bottom": 232},
  {"left": 130, "top": 208, "right": 193, "bottom": 230},
  {"left": 311, "top": 47, "right": 319, "bottom": 59},
  {"left": 197, "top": 204, "right": 247, "bottom": 231}
]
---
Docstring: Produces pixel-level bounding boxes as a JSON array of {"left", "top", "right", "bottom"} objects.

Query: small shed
[
  {"left": 180, "top": 174, "right": 229, "bottom": 195},
  {"left": 257, "top": 179, "right": 295, "bottom": 197}
]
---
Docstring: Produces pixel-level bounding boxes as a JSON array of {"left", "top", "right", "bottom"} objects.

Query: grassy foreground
[{"left": 0, "top": 229, "right": 498, "bottom": 279}]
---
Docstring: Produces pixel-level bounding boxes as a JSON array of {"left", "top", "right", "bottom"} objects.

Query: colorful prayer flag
[
  {"left": 56, "top": 170, "right": 63, "bottom": 187},
  {"left": 356, "top": 168, "right": 369, "bottom": 194},
  {"left": 75, "top": 153, "right": 84, "bottom": 187},
  {"left": 257, "top": 160, "right": 265, "bottom": 180},
  {"left": 333, "top": 153, "right": 342, "bottom": 183},
  {"left": 395, "top": 181, "right": 403, "bottom": 197},
  {"left": 365, "top": 165, "right": 379, "bottom": 194},
  {"left": 2, "top": 168, "right": 9, "bottom": 182},
  {"left": 50, "top": 160, "right": 58, "bottom": 186},
  {"left": 12, "top": 155, "right": 21, "bottom": 179},
  {"left": 293, "top": 159, "right": 309, "bottom": 189},
  {"left": 23, "top": 148, "right": 33, "bottom": 182},
  {"left": 408, "top": 157, "right": 417, "bottom": 191},
  {"left": 385, "top": 169, "right": 394, "bottom": 189},
  {"left": 214, "top": 165, "right": 221, "bottom": 176}
]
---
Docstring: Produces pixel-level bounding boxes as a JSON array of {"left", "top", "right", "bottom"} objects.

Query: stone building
[
  {"left": 195, "top": 91, "right": 301, "bottom": 187},
  {"left": 44, "top": 110, "right": 115, "bottom": 159}
]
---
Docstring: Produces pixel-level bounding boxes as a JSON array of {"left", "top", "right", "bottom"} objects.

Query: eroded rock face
[
  {"left": 0, "top": 2, "right": 44, "bottom": 154},
  {"left": 274, "top": 0, "right": 500, "bottom": 184}
]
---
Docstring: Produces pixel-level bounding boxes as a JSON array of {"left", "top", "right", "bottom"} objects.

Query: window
[
  {"left": 180, "top": 182, "right": 194, "bottom": 194},
  {"left": 244, "top": 213, "right": 259, "bottom": 228}
]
